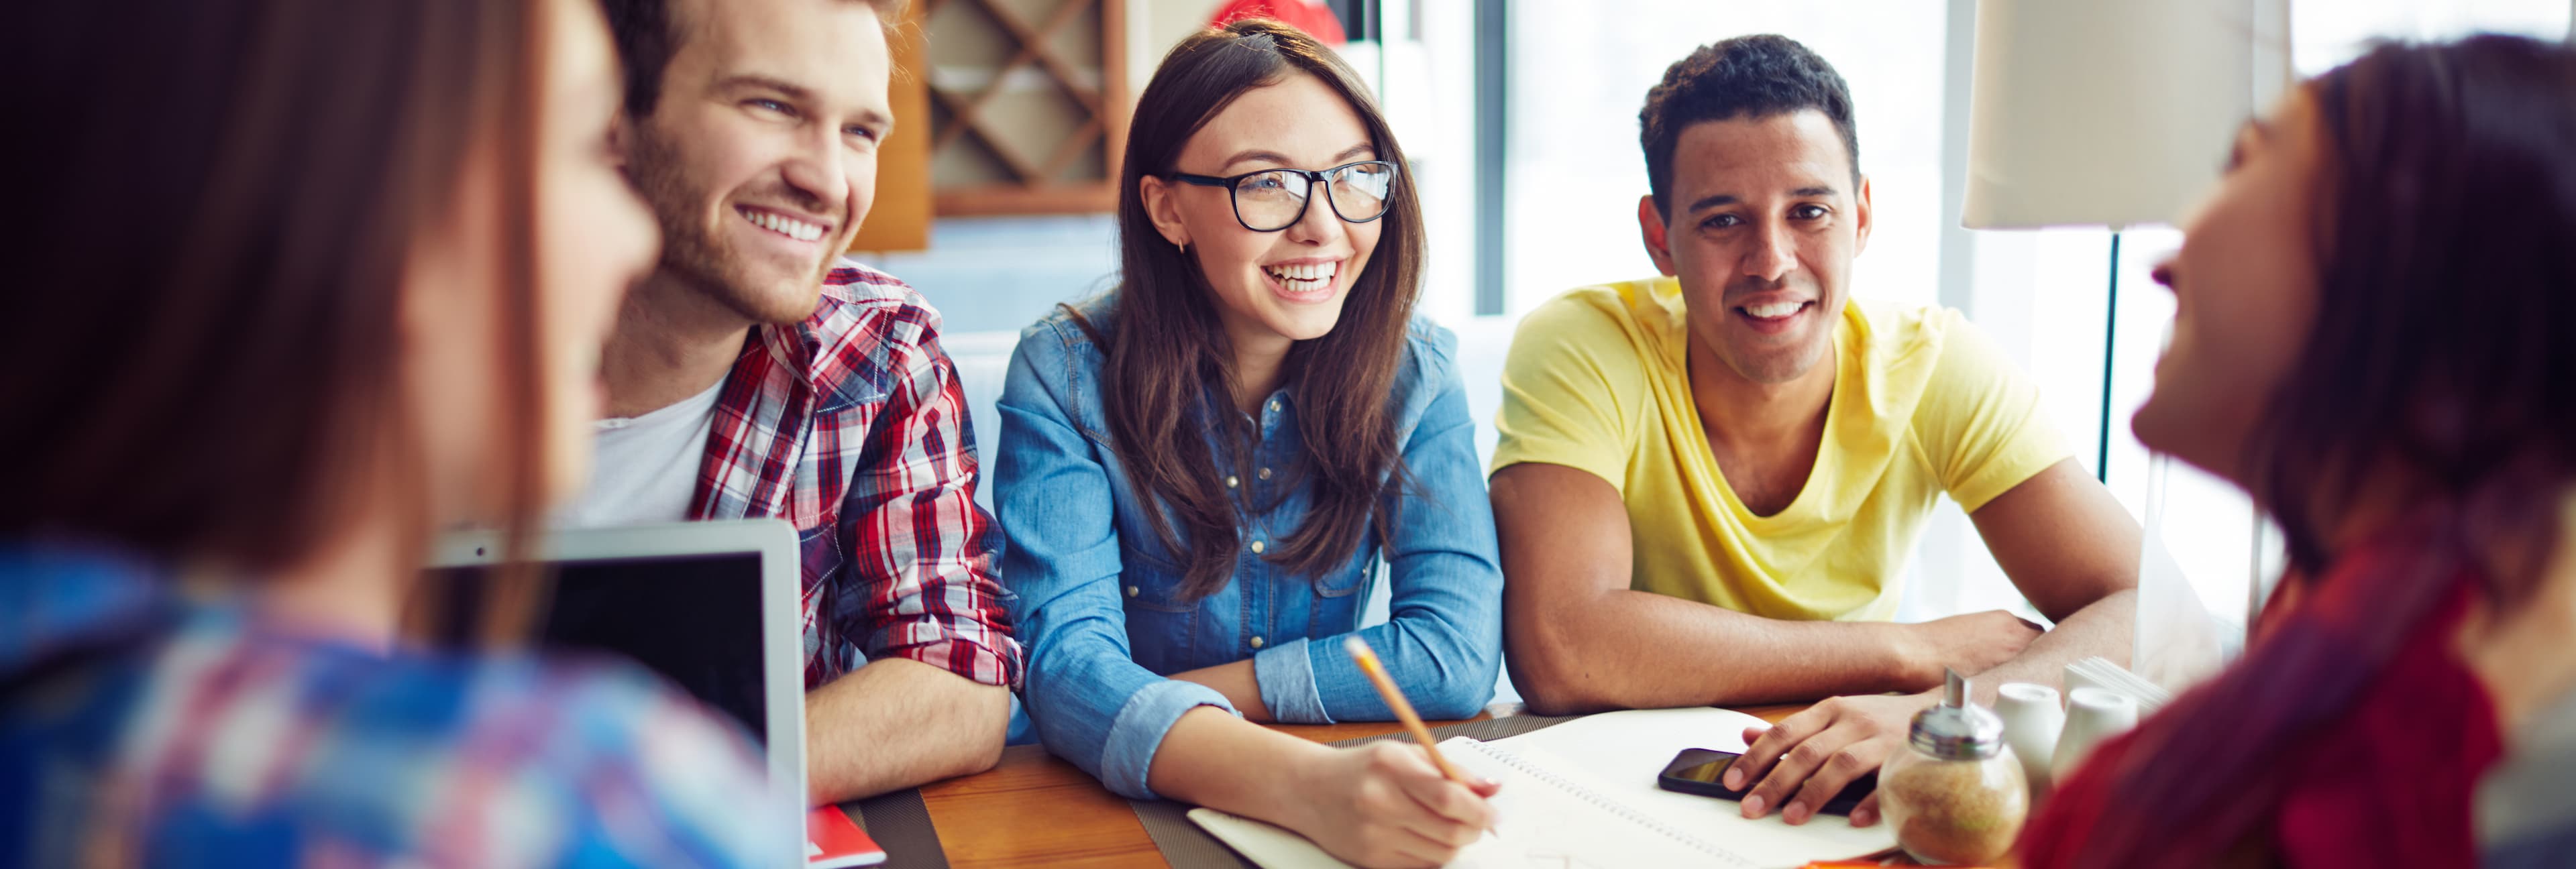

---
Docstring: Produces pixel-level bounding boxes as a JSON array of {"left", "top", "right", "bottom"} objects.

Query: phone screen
[{"left": 1665, "top": 750, "right": 1739, "bottom": 785}]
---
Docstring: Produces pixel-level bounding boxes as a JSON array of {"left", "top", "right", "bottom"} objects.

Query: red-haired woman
[{"left": 2019, "top": 35, "right": 2576, "bottom": 868}]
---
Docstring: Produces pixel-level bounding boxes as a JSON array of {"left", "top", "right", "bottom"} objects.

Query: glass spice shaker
[{"left": 1878, "top": 669, "right": 2030, "bottom": 866}]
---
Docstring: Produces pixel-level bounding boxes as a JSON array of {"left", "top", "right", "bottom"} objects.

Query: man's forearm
[
  {"left": 804, "top": 657, "right": 1011, "bottom": 805},
  {"left": 1960, "top": 589, "right": 2136, "bottom": 703},
  {"left": 1498, "top": 463, "right": 1939, "bottom": 715},
  {"left": 1511, "top": 589, "right": 1926, "bottom": 714}
]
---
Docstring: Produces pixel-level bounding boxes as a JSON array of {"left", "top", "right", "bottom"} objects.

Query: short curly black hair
[{"left": 1639, "top": 34, "right": 1858, "bottom": 218}]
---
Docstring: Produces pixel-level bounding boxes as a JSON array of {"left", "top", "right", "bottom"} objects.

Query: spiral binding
[{"left": 1454, "top": 739, "right": 1766, "bottom": 869}]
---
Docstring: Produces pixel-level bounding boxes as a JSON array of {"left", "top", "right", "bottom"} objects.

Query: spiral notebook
[{"left": 1188, "top": 708, "right": 1896, "bottom": 869}]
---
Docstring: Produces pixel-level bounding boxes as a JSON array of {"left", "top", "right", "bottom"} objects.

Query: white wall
[{"left": 1132, "top": 0, "right": 1226, "bottom": 90}]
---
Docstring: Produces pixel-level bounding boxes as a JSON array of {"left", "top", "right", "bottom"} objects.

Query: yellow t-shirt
[{"left": 1492, "top": 277, "right": 2071, "bottom": 622}]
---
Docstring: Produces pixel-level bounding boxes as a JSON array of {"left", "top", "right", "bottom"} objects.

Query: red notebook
[{"left": 806, "top": 806, "right": 887, "bottom": 868}]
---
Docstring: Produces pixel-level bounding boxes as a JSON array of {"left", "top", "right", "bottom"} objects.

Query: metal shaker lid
[{"left": 1908, "top": 668, "right": 2006, "bottom": 760}]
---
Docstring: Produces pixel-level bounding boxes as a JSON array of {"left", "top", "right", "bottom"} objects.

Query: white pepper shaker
[
  {"left": 2051, "top": 687, "right": 2139, "bottom": 783},
  {"left": 1994, "top": 682, "right": 2064, "bottom": 795}
]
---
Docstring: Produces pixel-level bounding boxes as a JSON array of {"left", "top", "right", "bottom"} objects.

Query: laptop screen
[{"left": 427, "top": 554, "right": 769, "bottom": 744}]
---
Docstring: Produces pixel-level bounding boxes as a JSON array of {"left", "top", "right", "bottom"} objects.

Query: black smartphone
[{"left": 1656, "top": 748, "right": 1876, "bottom": 817}]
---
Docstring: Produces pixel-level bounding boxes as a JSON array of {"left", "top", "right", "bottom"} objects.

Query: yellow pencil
[{"left": 1342, "top": 636, "right": 1474, "bottom": 786}]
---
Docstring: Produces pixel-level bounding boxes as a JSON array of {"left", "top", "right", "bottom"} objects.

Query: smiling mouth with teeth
[
  {"left": 1263, "top": 261, "right": 1340, "bottom": 294},
  {"left": 739, "top": 207, "right": 827, "bottom": 243},
  {"left": 1738, "top": 300, "right": 1811, "bottom": 320}
]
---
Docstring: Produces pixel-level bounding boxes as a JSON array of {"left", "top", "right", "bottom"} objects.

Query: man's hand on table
[
  {"left": 1725, "top": 609, "right": 2048, "bottom": 827},
  {"left": 1727, "top": 692, "right": 1937, "bottom": 828}
]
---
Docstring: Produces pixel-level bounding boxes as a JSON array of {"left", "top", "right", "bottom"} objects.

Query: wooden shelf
[{"left": 922, "top": 0, "right": 1130, "bottom": 216}]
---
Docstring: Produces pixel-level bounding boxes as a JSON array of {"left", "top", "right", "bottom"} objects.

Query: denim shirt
[{"left": 995, "top": 302, "right": 1504, "bottom": 800}]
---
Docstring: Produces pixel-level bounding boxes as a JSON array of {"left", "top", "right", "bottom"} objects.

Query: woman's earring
[{"left": 1175, "top": 239, "right": 1188, "bottom": 256}]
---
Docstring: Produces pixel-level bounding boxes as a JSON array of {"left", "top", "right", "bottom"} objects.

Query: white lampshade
[{"left": 1962, "top": 0, "right": 2267, "bottom": 229}]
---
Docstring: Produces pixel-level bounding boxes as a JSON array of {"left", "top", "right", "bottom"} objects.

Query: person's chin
[
  {"left": 717, "top": 268, "right": 828, "bottom": 324},
  {"left": 1269, "top": 302, "right": 1346, "bottom": 343},
  {"left": 2128, "top": 398, "right": 2206, "bottom": 476},
  {"left": 2129, "top": 400, "right": 2163, "bottom": 449}
]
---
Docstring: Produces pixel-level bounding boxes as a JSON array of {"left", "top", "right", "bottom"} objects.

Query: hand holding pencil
[
  {"left": 1344, "top": 637, "right": 1503, "bottom": 829},
  {"left": 1254, "top": 636, "right": 1501, "bottom": 868},
  {"left": 1343, "top": 636, "right": 1485, "bottom": 787}
]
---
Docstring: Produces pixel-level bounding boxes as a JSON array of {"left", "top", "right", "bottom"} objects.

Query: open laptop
[{"left": 424, "top": 519, "right": 881, "bottom": 866}]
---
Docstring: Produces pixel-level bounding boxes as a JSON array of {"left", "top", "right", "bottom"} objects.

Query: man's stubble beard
[
  {"left": 1712, "top": 279, "right": 1839, "bottom": 386},
  {"left": 625, "top": 121, "right": 835, "bottom": 326}
]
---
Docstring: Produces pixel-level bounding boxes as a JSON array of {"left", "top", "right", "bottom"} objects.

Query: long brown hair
[
  {"left": 1076, "top": 19, "right": 1427, "bottom": 599},
  {"left": 0, "top": 0, "right": 553, "bottom": 594},
  {"left": 2056, "top": 36, "right": 2576, "bottom": 865}
]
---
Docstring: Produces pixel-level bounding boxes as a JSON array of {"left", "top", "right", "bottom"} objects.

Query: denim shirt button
[
  {"left": 1267, "top": 400, "right": 1281, "bottom": 413},
  {"left": 1226, "top": 475, "right": 1239, "bottom": 489},
  {"left": 1257, "top": 467, "right": 1273, "bottom": 481},
  {"left": 1125, "top": 585, "right": 1140, "bottom": 597},
  {"left": 1249, "top": 540, "right": 1266, "bottom": 555},
  {"left": 1249, "top": 636, "right": 1265, "bottom": 649}
]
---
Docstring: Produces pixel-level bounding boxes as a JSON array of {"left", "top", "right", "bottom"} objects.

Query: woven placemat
[
  {"left": 842, "top": 787, "right": 952, "bottom": 869},
  {"left": 1128, "top": 715, "right": 1578, "bottom": 868}
]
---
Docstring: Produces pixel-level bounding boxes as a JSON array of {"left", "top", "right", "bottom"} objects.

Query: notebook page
[
  {"left": 1189, "top": 736, "right": 1758, "bottom": 869},
  {"left": 1186, "top": 809, "right": 1360, "bottom": 869},
  {"left": 1449, "top": 738, "right": 1762, "bottom": 868},
  {"left": 1487, "top": 707, "right": 1897, "bottom": 866}
]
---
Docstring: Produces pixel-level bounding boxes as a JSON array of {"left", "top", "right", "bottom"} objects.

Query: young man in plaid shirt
[{"left": 577, "top": 0, "right": 1021, "bottom": 804}]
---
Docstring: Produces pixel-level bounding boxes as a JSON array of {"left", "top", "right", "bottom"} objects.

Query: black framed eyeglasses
[{"left": 1169, "top": 160, "right": 1399, "bottom": 232}]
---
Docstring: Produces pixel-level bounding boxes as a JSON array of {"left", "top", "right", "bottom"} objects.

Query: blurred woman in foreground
[
  {"left": 2017, "top": 34, "right": 2576, "bottom": 868},
  {"left": 0, "top": 0, "right": 785, "bottom": 863}
]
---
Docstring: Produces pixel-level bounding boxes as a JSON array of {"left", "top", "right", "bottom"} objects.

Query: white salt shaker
[
  {"left": 1994, "top": 683, "right": 2064, "bottom": 794},
  {"left": 2051, "top": 687, "right": 2139, "bottom": 782}
]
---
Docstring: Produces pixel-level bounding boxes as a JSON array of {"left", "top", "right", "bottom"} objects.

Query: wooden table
[{"left": 912, "top": 702, "right": 1816, "bottom": 868}]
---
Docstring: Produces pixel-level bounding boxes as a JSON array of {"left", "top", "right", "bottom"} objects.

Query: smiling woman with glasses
[{"left": 990, "top": 18, "right": 1506, "bottom": 869}]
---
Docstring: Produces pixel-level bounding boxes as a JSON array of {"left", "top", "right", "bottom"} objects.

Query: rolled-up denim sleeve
[
  {"left": 994, "top": 324, "right": 1235, "bottom": 800},
  {"left": 1252, "top": 634, "right": 1332, "bottom": 723},
  {"left": 1254, "top": 327, "right": 1505, "bottom": 723}
]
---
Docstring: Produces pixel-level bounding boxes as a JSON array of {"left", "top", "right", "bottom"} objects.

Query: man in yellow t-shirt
[{"left": 1491, "top": 34, "right": 2141, "bottom": 830}]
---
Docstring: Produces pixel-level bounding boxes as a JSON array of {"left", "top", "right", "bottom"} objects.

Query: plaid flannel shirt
[{"left": 688, "top": 260, "right": 1021, "bottom": 690}]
